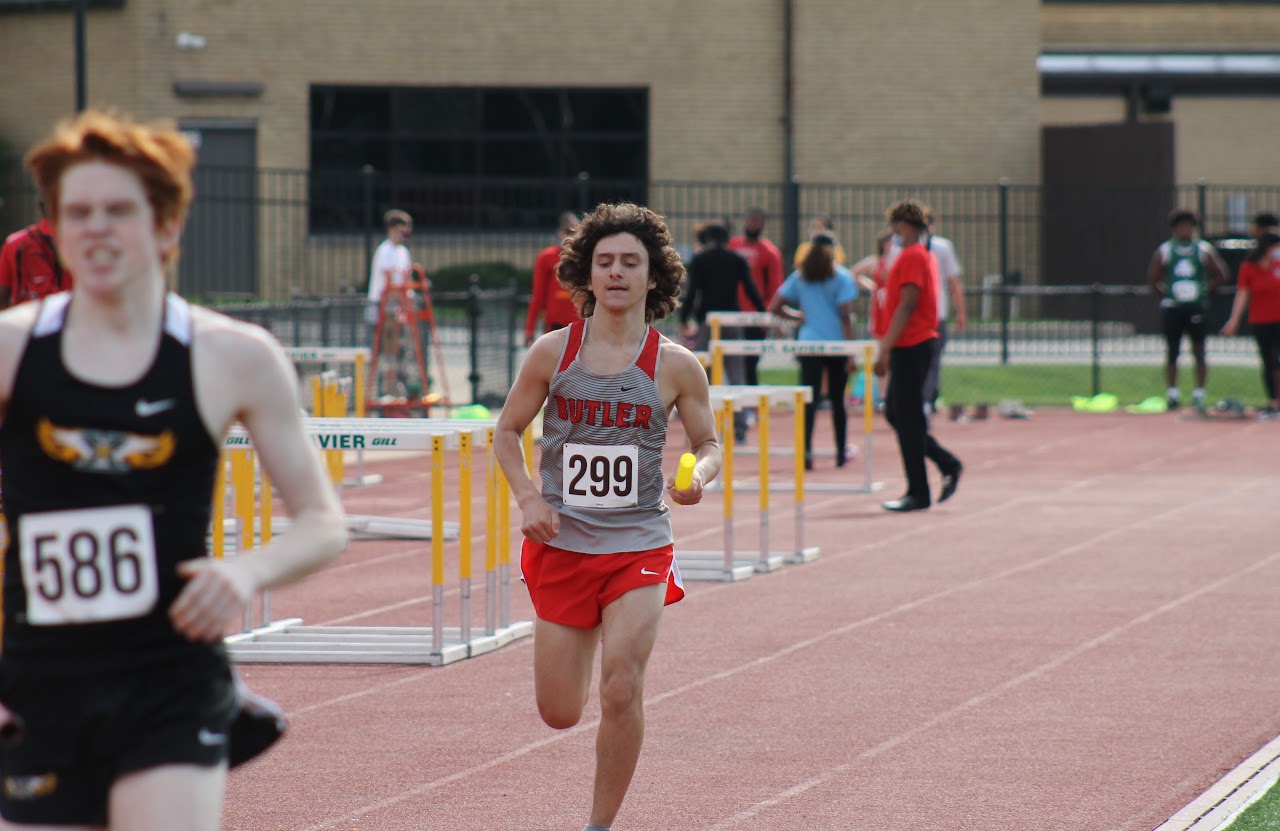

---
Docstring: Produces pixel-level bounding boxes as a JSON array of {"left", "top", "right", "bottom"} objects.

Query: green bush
[{"left": 427, "top": 261, "right": 531, "bottom": 294}]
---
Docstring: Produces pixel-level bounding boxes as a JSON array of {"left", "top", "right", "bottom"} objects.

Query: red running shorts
[{"left": 520, "top": 540, "right": 685, "bottom": 629}]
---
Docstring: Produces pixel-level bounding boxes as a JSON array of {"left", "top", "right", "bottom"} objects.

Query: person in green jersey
[{"left": 1146, "top": 208, "right": 1228, "bottom": 411}]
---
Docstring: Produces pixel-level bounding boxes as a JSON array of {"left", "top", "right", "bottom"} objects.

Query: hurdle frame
[
  {"left": 219, "top": 417, "right": 531, "bottom": 665},
  {"left": 676, "top": 384, "right": 822, "bottom": 582},
  {"left": 285, "top": 346, "right": 382, "bottom": 488},
  {"left": 709, "top": 337, "right": 884, "bottom": 495}
]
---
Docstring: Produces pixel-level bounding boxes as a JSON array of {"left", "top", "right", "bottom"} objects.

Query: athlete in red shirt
[
  {"left": 1222, "top": 232, "right": 1280, "bottom": 414},
  {"left": 727, "top": 207, "right": 785, "bottom": 387},
  {"left": 874, "top": 199, "right": 962, "bottom": 512},
  {"left": 0, "top": 216, "right": 74, "bottom": 308},
  {"left": 524, "top": 211, "right": 580, "bottom": 346}
]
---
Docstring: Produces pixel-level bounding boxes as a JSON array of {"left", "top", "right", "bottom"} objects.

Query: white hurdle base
[
  {"left": 225, "top": 620, "right": 533, "bottom": 666},
  {"left": 677, "top": 550, "right": 786, "bottom": 581},
  {"left": 711, "top": 479, "right": 886, "bottom": 495},
  {"left": 221, "top": 515, "right": 459, "bottom": 543},
  {"left": 789, "top": 546, "right": 822, "bottom": 564}
]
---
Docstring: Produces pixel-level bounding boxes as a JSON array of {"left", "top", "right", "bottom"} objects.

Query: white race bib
[
  {"left": 1171, "top": 279, "right": 1200, "bottom": 303},
  {"left": 19, "top": 505, "right": 159, "bottom": 625},
  {"left": 562, "top": 443, "right": 639, "bottom": 508}
]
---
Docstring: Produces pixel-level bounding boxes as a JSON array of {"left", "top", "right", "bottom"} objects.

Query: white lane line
[
  {"left": 291, "top": 471, "right": 1265, "bottom": 831},
  {"left": 706, "top": 546, "right": 1280, "bottom": 830}
]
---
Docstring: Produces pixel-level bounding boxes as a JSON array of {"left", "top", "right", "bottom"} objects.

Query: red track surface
[{"left": 223, "top": 409, "right": 1280, "bottom": 831}]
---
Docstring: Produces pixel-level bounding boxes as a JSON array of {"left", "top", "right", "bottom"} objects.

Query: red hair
[{"left": 26, "top": 110, "right": 196, "bottom": 236}]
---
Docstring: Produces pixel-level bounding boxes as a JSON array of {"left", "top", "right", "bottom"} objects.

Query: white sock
[
  {"left": 1167, "top": 388, "right": 1179, "bottom": 399},
  {"left": 1193, "top": 387, "right": 1205, "bottom": 401}
]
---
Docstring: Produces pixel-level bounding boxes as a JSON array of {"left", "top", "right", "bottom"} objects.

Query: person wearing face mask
[
  {"left": 874, "top": 199, "right": 963, "bottom": 512},
  {"left": 727, "top": 207, "right": 785, "bottom": 438}
]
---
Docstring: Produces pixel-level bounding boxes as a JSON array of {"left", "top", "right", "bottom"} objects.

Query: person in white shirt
[
  {"left": 365, "top": 209, "right": 413, "bottom": 326},
  {"left": 365, "top": 210, "right": 415, "bottom": 396},
  {"left": 922, "top": 213, "right": 966, "bottom": 412}
]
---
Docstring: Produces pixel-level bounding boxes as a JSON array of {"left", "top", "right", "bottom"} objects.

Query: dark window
[
  {"left": 309, "top": 85, "right": 649, "bottom": 232},
  {"left": 0, "top": 1, "right": 125, "bottom": 10}
]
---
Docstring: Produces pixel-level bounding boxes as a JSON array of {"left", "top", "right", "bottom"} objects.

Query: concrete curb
[{"left": 1156, "top": 735, "right": 1280, "bottom": 831}]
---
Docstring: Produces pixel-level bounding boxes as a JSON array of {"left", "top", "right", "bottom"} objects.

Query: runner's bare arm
[
  {"left": 173, "top": 314, "right": 348, "bottom": 642},
  {"left": 0, "top": 303, "right": 42, "bottom": 421},
  {"left": 494, "top": 331, "right": 563, "bottom": 543},
  {"left": 662, "top": 342, "right": 721, "bottom": 505}
]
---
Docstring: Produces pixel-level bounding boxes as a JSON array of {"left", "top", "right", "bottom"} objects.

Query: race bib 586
[{"left": 19, "top": 505, "right": 159, "bottom": 625}]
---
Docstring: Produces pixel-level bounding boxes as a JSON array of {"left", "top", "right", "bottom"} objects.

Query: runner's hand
[
  {"left": 667, "top": 471, "right": 705, "bottom": 506},
  {"left": 519, "top": 498, "right": 560, "bottom": 544},
  {"left": 171, "top": 558, "right": 257, "bottom": 643}
]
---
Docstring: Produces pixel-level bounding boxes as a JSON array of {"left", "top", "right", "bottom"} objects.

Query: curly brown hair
[
  {"left": 557, "top": 202, "right": 685, "bottom": 323},
  {"left": 885, "top": 198, "right": 930, "bottom": 229}
]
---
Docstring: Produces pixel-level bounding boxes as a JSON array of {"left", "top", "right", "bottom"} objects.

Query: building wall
[
  {"left": 1043, "top": 3, "right": 1280, "bottom": 49},
  {"left": 2, "top": 0, "right": 1041, "bottom": 185},
  {"left": 1041, "top": 4, "right": 1280, "bottom": 187},
  {"left": 795, "top": 0, "right": 1041, "bottom": 185}
]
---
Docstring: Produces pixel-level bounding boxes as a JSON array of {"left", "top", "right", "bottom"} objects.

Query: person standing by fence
[
  {"left": 728, "top": 207, "right": 785, "bottom": 385},
  {"left": 874, "top": 199, "right": 962, "bottom": 512},
  {"left": 495, "top": 202, "right": 720, "bottom": 831},
  {"left": 768, "top": 234, "right": 857, "bottom": 470},
  {"left": 366, "top": 209, "right": 415, "bottom": 397},
  {"left": 1252, "top": 212, "right": 1279, "bottom": 242},
  {"left": 1146, "top": 208, "right": 1228, "bottom": 412},
  {"left": 524, "top": 210, "right": 581, "bottom": 346},
  {"left": 0, "top": 207, "right": 74, "bottom": 308},
  {"left": 921, "top": 212, "right": 967, "bottom": 414},
  {"left": 1221, "top": 232, "right": 1280, "bottom": 417},
  {"left": 0, "top": 110, "right": 347, "bottom": 831},
  {"left": 679, "top": 220, "right": 765, "bottom": 441},
  {"left": 792, "top": 216, "right": 848, "bottom": 268}
]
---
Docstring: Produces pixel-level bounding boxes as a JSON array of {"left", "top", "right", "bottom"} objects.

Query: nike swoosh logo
[
  {"left": 135, "top": 398, "right": 176, "bottom": 417},
  {"left": 197, "top": 727, "right": 228, "bottom": 746},
  {"left": 640, "top": 567, "right": 660, "bottom": 576},
  {"left": 620, "top": 385, "right": 636, "bottom": 392}
]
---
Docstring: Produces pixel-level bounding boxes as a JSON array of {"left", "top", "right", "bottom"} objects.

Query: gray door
[
  {"left": 178, "top": 121, "right": 257, "bottom": 297},
  {"left": 1040, "top": 121, "right": 1176, "bottom": 330}
]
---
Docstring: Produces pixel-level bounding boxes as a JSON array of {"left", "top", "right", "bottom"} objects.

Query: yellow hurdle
[{"left": 216, "top": 417, "right": 528, "bottom": 666}]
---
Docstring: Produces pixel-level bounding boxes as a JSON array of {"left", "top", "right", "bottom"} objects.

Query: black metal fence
[
  {"left": 218, "top": 279, "right": 521, "bottom": 409},
  {"left": 4, "top": 161, "right": 1277, "bottom": 303},
  {"left": 2, "top": 161, "right": 1273, "bottom": 405},
  {"left": 208, "top": 281, "right": 1262, "bottom": 408}
]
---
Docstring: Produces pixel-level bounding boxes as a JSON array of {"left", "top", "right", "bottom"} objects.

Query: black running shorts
[{"left": 0, "top": 651, "right": 237, "bottom": 826}]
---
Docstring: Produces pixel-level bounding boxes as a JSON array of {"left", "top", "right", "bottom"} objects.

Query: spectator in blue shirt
[{"left": 768, "top": 234, "right": 858, "bottom": 469}]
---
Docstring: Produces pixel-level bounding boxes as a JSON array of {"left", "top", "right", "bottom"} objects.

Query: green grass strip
[
  {"left": 1219, "top": 776, "right": 1280, "bottom": 830},
  {"left": 758, "top": 364, "right": 1269, "bottom": 408}
]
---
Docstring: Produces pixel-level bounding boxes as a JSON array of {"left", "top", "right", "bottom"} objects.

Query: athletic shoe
[
  {"left": 939, "top": 466, "right": 963, "bottom": 503},
  {"left": 1166, "top": 396, "right": 1181, "bottom": 411},
  {"left": 882, "top": 495, "right": 929, "bottom": 512}
]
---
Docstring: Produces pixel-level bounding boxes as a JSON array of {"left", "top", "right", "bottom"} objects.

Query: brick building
[{"left": 0, "top": 1, "right": 1277, "bottom": 297}]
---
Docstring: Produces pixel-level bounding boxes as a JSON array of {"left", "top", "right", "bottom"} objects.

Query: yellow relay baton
[{"left": 675, "top": 452, "right": 697, "bottom": 491}]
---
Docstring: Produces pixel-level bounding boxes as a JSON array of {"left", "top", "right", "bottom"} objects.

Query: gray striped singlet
[{"left": 539, "top": 319, "right": 672, "bottom": 554}]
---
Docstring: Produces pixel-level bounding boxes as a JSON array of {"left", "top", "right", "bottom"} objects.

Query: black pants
[
  {"left": 885, "top": 339, "right": 961, "bottom": 505},
  {"left": 1254, "top": 321, "right": 1280, "bottom": 401},
  {"left": 799, "top": 356, "right": 849, "bottom": 459},
  {"left": 743, "top": 326, "right": 765, "bottom": 386},
  {"left": 922, "top": 320, "right": 948, "bottom": 410}
]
